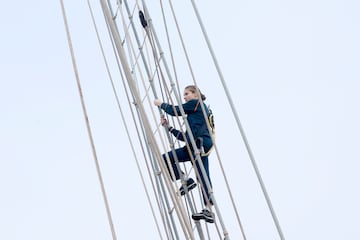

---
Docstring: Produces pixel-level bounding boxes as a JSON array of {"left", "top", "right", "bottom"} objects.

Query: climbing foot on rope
[
  {"left": 192, "top": 209, "right": 215, "bottom": 223},
  {"left": 179, "top": 178, "right": 197, "bottom": 196}
]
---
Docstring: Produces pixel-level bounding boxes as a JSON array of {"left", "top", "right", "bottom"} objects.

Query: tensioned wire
[
  {"left": 153, "top": 1, "right": 224, "bottom": 239},
  {"left": 85, "top": 0, "right": 190, "bottom": 239},
  {"left": 63, "top": 0, "right": 223, "bottom": 239},
  {"left": 62, "top": 1, "right": 168, "bottom": 239},
  {"left": 139, "top": 2, "right": 218, "bottom": 239},
  {"left": 61, "top": 1, "right": 199, "bottom": 239},
  {"left": 152, "top": 4, "right": 206, "bottom": 232},
  {"left": 190, "top": 1, "right": 285, "bottom": 239},
  {"left": 165, "top": 1, "right": 242, "bottom": 238},
  {"left": 99, "top": 1, "right": 197, "bottom": 238},
  {"left": 157, "top": 0, "right": 246, "bottom": 239},
  {"left": 135, "top": 0, "right": 206, "bottom": 221},
  {"left": 59, "top": 1, "right": 117, "bottom": 240},
  {"left": 144, "top": 2, "right": 255, "bottom": 240},
  {"left": 121, "top": 0, "right": 198, "bottom": 228},
  {"left": 138, "top": 1, "right": 248, "bottom": 239},
  {"left": 85, "top": 1, "right": 168, "bottom": 239},
  {"left": 162, "top": 0, "right": 284, "bottom": 239},
  {"left": 116, "top": 1, "right": 200, "bottom": 238},
  {"left": 119, "top": 1, "right": 220, "bottom": 238},
  {"left": 62, "top": 0, "right": 264, "bottom": 239},
  {"left": 87, "top": 0, "right": 197, "bottom": 239},
  {"left": 116, "top": 3, "right": 189, "bottom": 239},
  {"left": 125, "top": 2, "right": 204, "bottom": 238}
]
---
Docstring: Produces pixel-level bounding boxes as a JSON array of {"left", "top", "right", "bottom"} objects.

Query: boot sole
[
  {"left": 192, "top": 214, "right": 214, "bottom": 223},
  {"left": 180, "top": 182, "right": 197, "bottom": 196}
]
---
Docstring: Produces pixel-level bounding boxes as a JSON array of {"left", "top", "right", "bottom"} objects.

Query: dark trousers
[{"left": 162, "top": 136, "right": 213, "bottom": 205}]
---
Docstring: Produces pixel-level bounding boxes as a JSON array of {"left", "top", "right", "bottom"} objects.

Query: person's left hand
[
  {"left": 154, "top": 99, "right": 162, "bottom": 107},
  {"left": 161, "top": 117, "right": 170, "bottom": 128}
]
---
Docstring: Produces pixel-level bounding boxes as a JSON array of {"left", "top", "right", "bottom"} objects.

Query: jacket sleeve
[
  {"left": 160, "top": 100, "right": 196, "bottom": 116},
  {"left": 170, "top": 128, "right": 185, "bottom": 141}
]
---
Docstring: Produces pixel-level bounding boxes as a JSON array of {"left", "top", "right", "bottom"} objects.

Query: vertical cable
[
  {"left": 190, "top": 1, "right": 285, "bottom": 239},
  {"left": 59, "top": 1, "right": 117, "bottom": 239}
]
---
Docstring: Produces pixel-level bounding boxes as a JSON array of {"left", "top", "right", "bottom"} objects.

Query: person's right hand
[{"left": 154, "top": 99, "right": 162, "bottom": 107}]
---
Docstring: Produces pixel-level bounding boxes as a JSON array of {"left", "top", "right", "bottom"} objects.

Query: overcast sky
[{"left": 1, "top": 1, "right": 359, "bottom": 239}]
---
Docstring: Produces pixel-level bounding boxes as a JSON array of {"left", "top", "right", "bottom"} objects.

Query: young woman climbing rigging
[{"left": 154, "top": 85, "right": 214, "bottom": 223}]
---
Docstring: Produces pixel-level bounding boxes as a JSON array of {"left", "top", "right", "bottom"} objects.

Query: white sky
[{"left": 1, "top": 1, "right": 359, "bottom": 239}]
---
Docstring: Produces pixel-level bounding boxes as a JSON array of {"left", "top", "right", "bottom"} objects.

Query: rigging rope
[
  {"left": 121, "top": 3, "right": 195, "bottom": 239},
  {"left": 153, "top": 1, "right": 241, "bottom": 239},
  {"left": 140, "top": 4, "right": 241, "bottom": 240},
  {"left": 116, "top": 2, "right": 200, "bottom": 238},
  {"left": 62, "top": 1, "right": 285, "bottom": 240},
  {"left": 190, "top": 1, "right": 285, "bottom": 239},
  {"left": 85, "top": 1, "right": 169, "bottom": 239},
  {"left": 117, "top": 1, "right": 238, "bottom": 239},
  {"left": 140, "top": 2, "right": 212, "bottom": 235},
  {"left": 100, "top": 1, "right": 197, "bottom": 239},
  {"left": 60, "top": 1, "right": 117, "bottom": 240},
  {"left": 116, "top": 4, "right": 183, "bottom": 239}
]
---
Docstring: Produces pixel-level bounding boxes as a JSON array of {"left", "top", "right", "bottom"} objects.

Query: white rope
[
  {"left": 139, "top": 2, "right": 243, "bottom": 240},
  {"left": 119, "top": 2, "right": 200, "bottom": 239},
  {"left": 142, "top": 21, "right": 200, "bottom": 240},
  {"left": 64, "top": 0, "right": 215, "bottom": 239},
  {"left": 153, "top": 1, "right": 236, "bottom": 239},
  {"left": 190, "top": 1, "right": 285, "bottom": 239},
  {"left": 89, "top": 1, "right": 177, "bottom": 239},
  {"left": 59, "top": 1, "right": 118, "bottom": 240},
  {"left": 139, "top": 5, "right": 227, "bottom": 240},
  {"left": 131, "top": 1, "right": 214, "bottom": 238},
  {"left": 86, "top": 1, "right": 173, "bottom": 239},
  {"left": 93, "top": 1, "right": 194, "bottom": 238},
  {"left": 156, "top": 1, "right": 198, "bottom": 206},
  {"left": 64, "top": 1, "right": 284, "bottom": 239},
  {"left": 100, "top": 1, "right": 197, "bottom": 238}
]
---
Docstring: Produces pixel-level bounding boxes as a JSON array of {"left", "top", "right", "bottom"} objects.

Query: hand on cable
[
  {"left": 161, "top": 117, "right": 169, "bottom": 128},
  {"left": 154, "top": 99, "right": 162, "bottom": 107},
  {"left": 161, "top": 117, "right": 173, "bottom": 132}
]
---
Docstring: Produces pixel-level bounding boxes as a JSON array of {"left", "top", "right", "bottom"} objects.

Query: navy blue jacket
[{"left": 160, "top": 99, "right": 212, "bottom": 143}]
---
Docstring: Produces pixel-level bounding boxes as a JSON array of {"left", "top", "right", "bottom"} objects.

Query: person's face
[{"left": 183, "top": 89, "right": 197, "bottom": 102}]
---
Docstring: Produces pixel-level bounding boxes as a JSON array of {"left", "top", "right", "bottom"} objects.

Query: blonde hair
[{"left": 185, "top": 85, "right": 206, "bottom": 100}]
